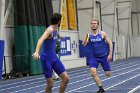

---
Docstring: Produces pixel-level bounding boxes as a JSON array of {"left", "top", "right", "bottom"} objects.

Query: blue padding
[{"left": 0, "top": 40, "right": 4, "bottom": 80}]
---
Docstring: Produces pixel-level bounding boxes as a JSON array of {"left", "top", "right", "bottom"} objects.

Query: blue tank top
[
  {"left": 42, "top": 28, "right": 58, "bottom": 56},
  {"left": 89, "top": 31, "right": 107, "bottom": 57}
]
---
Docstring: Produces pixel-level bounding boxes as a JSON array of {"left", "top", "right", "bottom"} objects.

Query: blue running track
[{"left": 0, "top": 57, "right": 140, "bottom": 93}]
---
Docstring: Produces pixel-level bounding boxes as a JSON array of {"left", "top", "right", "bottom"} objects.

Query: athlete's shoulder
[
  {"left": 45, "top": 26, "right": 53, "bottom": 33},
  {"left": 100, "top": 31, "right": 106, "bottom": 35},
  {"left": 100, "top": 30, "right": 108, "bottom": 39},
  {"left": 100, "top": 30, "right": 106, "bottom": 33},
  {"left": 47, "top": 26, "right": 53, "bottom": 31}
]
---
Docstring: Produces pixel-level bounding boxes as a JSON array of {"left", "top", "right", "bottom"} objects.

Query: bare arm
[
  {"left": 32, "top": 28, "right": 53, "bottom": 60},
  {"left": 102, "top": 31, "right": 113, "bottom": 61}
]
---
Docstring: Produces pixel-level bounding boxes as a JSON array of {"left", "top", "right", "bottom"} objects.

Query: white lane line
[
  {"left": 0, "top": 59, "right": 135, "bottom": 88},
  {"left": 72, "top": 89, "right": 96, "bottom": 92},
  {"left": 0, "top": 77, "right": 44, "bottom": 87},
  {"left": 67, "top": 67, "right": 89, "bottom": 74},
  {"left": 105, "top": 74, "right": 140, "bottom": 90},
  {"left": 0, "top": 69, "right": 92, "bottom": 91},
  {"left": 36, "top": 64, "right": 140, "bottom": 93},
  {"left": 8, "top": 64, "right": 138, "bottom": 93},
  {"left": 0, "top": 60, "right": 134, "bottom": 90},
  {"left": 128, "top": 85, "right": 140, "bottom": 93},
  {"left": 0, "top": 67, "right": 88, "bottom": 87},
  {"left": 74, "top": 87, "right": 136, "bottom": 92},
  {"left": 1, "top": 61, "right": 139, "bottom": 93},
  {"left": 66, "top": 67, "right": 140, "bottom": 93}
]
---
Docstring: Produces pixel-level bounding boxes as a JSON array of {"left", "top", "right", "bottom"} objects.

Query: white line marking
[
  {"left": 66, "top": 67, "right": 140, "bottom": 93},
  {"left": 37, "top": 64, "right": 140, "bottom": 93},
  {"left": 105, "top": 74, "right": 140, "bottom": 90},
  {"left": 1, "top": 60, "right": 139, "bottom": 93},
  {"left": 1, "top": 60, "right": 135, "bottom": 91},
  {"left": 1, "top": 60, "right": 135, "bottom": 88},
  {"left": 128, "top": 85, "right": 140, "bottom": 93}
]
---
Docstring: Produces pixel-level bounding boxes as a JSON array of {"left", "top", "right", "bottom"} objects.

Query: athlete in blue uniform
[
  {"left": 82, "top": 19, "right": 113, "bottom": 93},
  {"left": 32, "top": 13, "right": 69, "bottom": 93}
]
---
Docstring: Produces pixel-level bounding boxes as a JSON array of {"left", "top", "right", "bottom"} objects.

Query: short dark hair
[{"left": 50, "top": 13, "right": 62, "bottom": 25}]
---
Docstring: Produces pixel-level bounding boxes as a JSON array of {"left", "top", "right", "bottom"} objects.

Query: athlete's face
[
  {"left": 58, "top": 21, "right": 61, "bottom": 27},
  {"left": 91, "top": 20, "right": 99, "bottom": 30}
]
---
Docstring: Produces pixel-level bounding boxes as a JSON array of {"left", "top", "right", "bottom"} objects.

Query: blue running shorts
[
  {"left": 89, "top": 56, "right": 111, "bottom": 71},
  {"left": 40, "top": 53, "right": 65, "bottom": 78}
]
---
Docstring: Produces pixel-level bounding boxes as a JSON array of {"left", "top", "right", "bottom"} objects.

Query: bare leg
[
  {"left": 90, "top": 67, "right": 102, "bottom": 87},
  {"left": 45, "top": 78, "right": 53, "bottom": 93},
  {"left": 105, "top": 71, "right": 111, "bottom": 77},
  {"left": 59, "top": 71, "right": 69, "bottom": 93}
]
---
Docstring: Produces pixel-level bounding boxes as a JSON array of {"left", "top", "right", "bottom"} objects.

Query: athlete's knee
[
  {"left": 60, "top": 72, "right": 69, "bottom": 84},
  {"left": 91, "top": 70, "right": 97, "bottom": 77},
  {"left": 90, "top": 68, "right": 97, "bottom": 76},
  {"left": 62, "top": 76, "right": 69, "bottom": 84},
  {"left": 105, "top": 71, "right": 111, "bottom": 77}
]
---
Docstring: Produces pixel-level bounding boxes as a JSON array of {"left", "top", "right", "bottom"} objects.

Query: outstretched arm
[{"left": 32, "top": 28, "right": 52, "bottom": 60}]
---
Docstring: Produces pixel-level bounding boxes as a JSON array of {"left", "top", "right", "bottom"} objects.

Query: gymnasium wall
[
  {"left": 1, "top": 0, "right": 140, "bottom": 76},
  {"left": 131, "top": 37, "right": 140, "bottom": 57},
  {"left": 77, "top": 0, "right": 138, "bottom": 60},
  {"left": 130, "top": 0, "right": 140, "bottom": 57},
  {"left": 77, "top": 0, "right": 94, "bottom": 40},
  {"left": 3, "top": 28, "right": 14, "bottom": 74},
  {"left": 0, "top": 0, "right": 14, "bottom": 74},
  {"left": 59, "top": 31, "right": 86, "bottom": 69},
  {"left": 52, "top": 0, "right": 60, "bottom": 13},
  {"left": 51, "top": 0, "right": 87, "bottom": 69},
  {"left": 0, "top": 0, "right": 1, "bottom": 25}
]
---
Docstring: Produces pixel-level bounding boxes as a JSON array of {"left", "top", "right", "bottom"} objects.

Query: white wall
[
  {"left": 60, "top": 30, "right": 87, "bottom": 69},
  {"left": 60, "top": 31, "right": 80, "bottom": 60},
  {"left": 131, "top": 0, "right": 140, "bottom": 57},
  {"left": 3, "top": 27, "right": 14, "bottom": 74},
  {"left": 1, "top": 0, "right": 87, "bottom": 75},
  {"left": 131, "top": 0, "right": 140, "bottom": 36},
  {"left": 77, "top": 0, "right": 139, "bottom": 60},
  {"left": 78, "top": 9, "right": 93, "bottom": 40},
  {"left": 52, "top": 0, "right": 87, "bottom": 69},
  {"left": 131, "top": 37, "right": 140, "bottom": 57},
  {"left": 1, "top": 0, "right": 140, "bottom": 75},
  {"left": 77, "top": 0, "right": 94, "bottom": 40},
  {"left": 0, "top": 0, "right": 14, "bottom": 74},
  {"left": 115, "top": 36, "right": 126, "bottom": 59},
  {"left": 0, "top": 0, "right": 2, "bottom": 26},
  {"left": 52, "top": 0, "right": 60, "bottom": 13}
]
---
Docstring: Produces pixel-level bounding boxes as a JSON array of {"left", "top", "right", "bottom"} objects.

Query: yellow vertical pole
[
  {"left": 66, "top": 0, "right": 77, "bottom": 30},
  {"left": 60, "top": 0, "right": 68, "bottom": 30}
]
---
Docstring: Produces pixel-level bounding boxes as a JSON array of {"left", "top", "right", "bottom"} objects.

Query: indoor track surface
[{"left": 0, "top": 57, "right": 140, "bottom": 93}]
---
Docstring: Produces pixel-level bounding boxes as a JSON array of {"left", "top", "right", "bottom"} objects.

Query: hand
[
  {"left": 82, "top": 40, "right": 87, "bottom": 46},
  {"left": 82, "top": 34, "right": 89, "bottom": 46},
  {"left": 32, "top": 52, "right": 40, "bottom": 60},
  {"left": 107, "top": 54, "right": 112, "bottom": 61}
]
